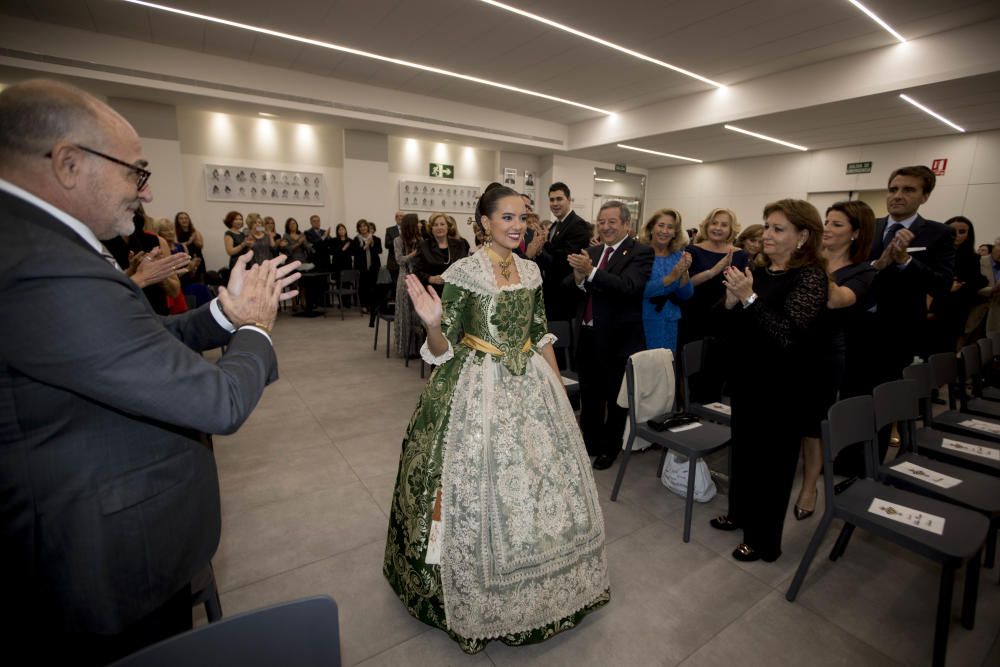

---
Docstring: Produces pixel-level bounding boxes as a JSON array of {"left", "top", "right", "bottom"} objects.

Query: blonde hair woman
[{"left": 640, "top": 209, "right": 693, "bottom": 352}]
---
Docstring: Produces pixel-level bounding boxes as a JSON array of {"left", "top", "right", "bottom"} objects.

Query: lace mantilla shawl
[{"left": 442, "top": 250, "right": 542, "bottom": 296}]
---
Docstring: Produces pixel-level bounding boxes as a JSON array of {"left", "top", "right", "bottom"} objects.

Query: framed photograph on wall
[
  {"left": 399, "top": 180, "right": 481, "bottom": 214},
  {"left": 503, "top": 167, "right": 517, "bottom": 186},
  {"left": 524, "top": 171, "right": 535, "bottom": 188},
  {"left": 204, "top": 164, "right": 324, "bottom": 206}
]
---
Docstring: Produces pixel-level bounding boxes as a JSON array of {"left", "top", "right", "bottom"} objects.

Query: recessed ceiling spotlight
[
  {"left": 847, "top": 0, "right": 906, "bottom": 44},
  {"left": 121, "top": 0, "right": 613, "bottom": 115},
  {"left": 723, "top": 125, "right": 808, "bottom": 151},
  {"left": 616, "top": 144, "right": 703, "bottom": 163},
  {"left": 899, "top": 94, "right": 965, "bottom": 133},
  {"left": 477, "top": 0, "right": 724, "bottom": 89}
]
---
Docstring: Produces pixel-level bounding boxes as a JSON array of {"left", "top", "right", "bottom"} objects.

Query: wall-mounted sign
[
  {"left": 846, "top": 161, "right": 872, "bottom": 175},
  {"left": 931, "top": 158, "right": 948, "bottom": 176},
  {"left": 614, "top": 163, "right": 627, "bottom": 173},
  {"left": 204, "top": 164, "right": 324, "bottom": 206},
  {"left": 429, "top": 163, "right": 454, "bottom": 179}
]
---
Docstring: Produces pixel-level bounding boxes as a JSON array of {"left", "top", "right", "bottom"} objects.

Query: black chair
[
  {"left": 372, "top": 301, "right": 395, "bottom": 358},
  {"left": 917, "top": 353, "right": 1000, "bottom": 446},
  {"left": 610, "top": 354, "right": 730, "bottom": 543},
  {"left": 681, "top": 339, "right": 731, "bottom": 427},
  {"left": 547, "top": 320, "right": 579, "bottom": 407},
  {"left": 786, "top": 396, "right": 988, "bottom": 667},
  {"left": 953, "top": 344, "right": 1000, "bottom": 419},
  {"left": 190, "top": 563, "right": 222, "bottom": 623},
  {"left": 873, "top": 379, "right": 1000, "bottom": 570},
  {"left": 331, "top": 270, "right": 361, "bottom": 320},
  {"left": 903, "top": 362, "right": 1000, "bottom": 477},
  {"left": 975, "top": 337, "right": 1000, "bottom": 401},
  {"left": 111, "top": 596, "right": 340, "bottom": 667}
]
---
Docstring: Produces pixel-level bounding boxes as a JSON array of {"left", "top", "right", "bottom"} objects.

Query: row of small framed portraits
[
  {"left": 205, "top": 164, "right": 325, "bottom": 206},
  {"left": 398, "top": 180, "right": 481, "bottom": 214}
]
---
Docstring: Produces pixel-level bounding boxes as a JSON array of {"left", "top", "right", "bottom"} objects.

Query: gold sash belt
[{"left": 461, "top": 334, "right": 531, "bottom": 356}]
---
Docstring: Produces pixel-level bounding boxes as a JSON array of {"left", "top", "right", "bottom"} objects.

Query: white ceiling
[{"left": 2, "top": 0, "right": 999, "bottom": 165}]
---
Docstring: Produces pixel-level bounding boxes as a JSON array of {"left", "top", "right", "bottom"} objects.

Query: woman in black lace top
[{"left": 710, "top": 199, "right": 829, "bottom": 563}]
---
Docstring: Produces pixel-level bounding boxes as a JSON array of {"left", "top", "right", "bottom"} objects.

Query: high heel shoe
[{"left": 793, "top": 505, "right": 814, "bottom": 521}]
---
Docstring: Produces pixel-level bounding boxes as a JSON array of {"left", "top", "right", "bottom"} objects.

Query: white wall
[
  {"left": 166, "top": 108, "right": 345, "bottom": 271},
  {"left": 647, "top": 130, "right": 1000, "bottom": 238}
]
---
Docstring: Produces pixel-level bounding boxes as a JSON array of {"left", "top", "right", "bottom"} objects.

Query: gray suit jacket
[{"left": 0, "top": 190, "right": 277, "bottom": 636}]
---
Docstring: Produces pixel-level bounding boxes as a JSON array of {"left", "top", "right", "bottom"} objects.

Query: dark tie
[
  {"left": 883, "top": 222, "right": 904, "bottom": 247},
  {"left": 549, "top": 218, "right": 562, "bottom": 241},
  {"left": 583, "top": 246, "right": 614, "bottom": 324}
]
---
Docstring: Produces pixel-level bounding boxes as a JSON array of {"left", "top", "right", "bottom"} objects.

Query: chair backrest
[
  {"left": 548, "top": 320, "right": 571, "bottom": 350},
  {"left": 978, "top": 336, "right": 993, "bottom": 364},
  {"left": 821, "top": 396, "right": 877, "bottom": 490},
  {"left": 338, "top": 269, "right": 360, "bottom": 287},
  {"left": 928, "top": 352, "right": 957, "bottom": 390},
  {"left": 990, "top": 331, "right": 1000, "bottom": 360},
  {"left": 872, "top": 379, "right": 919, "bottom": 453},
  {"left": 902, "top": 363, "right": 933, "bottom": 425},
  {"left": 680, "top": 339, "right": 703, "bottom": 411},
  {"left": 960, "top": 343, "right": 982, "bottom": 379},
  {"left": 111, "top": 596, "right": 340, "bottom": 666},
  {"left": 625, "top": 357, "right": 639, "bottom": 433}
]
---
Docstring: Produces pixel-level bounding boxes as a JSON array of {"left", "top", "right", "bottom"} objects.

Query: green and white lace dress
[{"left": 383, "top": 250, "right": 610, "bottom": 654}]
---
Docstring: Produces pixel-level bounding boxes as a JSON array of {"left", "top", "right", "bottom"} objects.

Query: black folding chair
[{"left": 681, "top": 339, "right": 731, "bottom": 427}]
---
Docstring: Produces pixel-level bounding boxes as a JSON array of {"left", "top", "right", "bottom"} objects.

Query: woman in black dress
[
  {"left": 415, "top": 212, "right": 470, "bottom": 296},
  {"left": 710, "top": 199, "right": 828, "bottom": 562},
  {"left": 927, "top": 216, "right": 987, "bottom": 353},
  {"left": 793, "top": 200, "right": 876, "bottom": 518}
]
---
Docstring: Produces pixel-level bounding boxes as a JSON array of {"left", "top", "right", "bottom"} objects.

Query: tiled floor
[{"left": 207, "top": 312, "right": 1000, "bottom": 666}]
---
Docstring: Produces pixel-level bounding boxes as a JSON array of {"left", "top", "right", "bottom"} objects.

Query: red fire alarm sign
[{"left": 931, "top": 158, "right": 948, "bottom": 176}]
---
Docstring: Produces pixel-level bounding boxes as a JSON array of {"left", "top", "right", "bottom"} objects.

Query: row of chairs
[{"left": 787, "top": 338, "right": 1000, "bottom": 667}]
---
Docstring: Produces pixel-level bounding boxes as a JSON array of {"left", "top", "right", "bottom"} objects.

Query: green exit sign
[
  {"left": 846, "top": 161, "right": 872, "bottom": 174},
  {"left": 614, "top": 163, "right": 627, "bottom": 173},
  {"left": 429, "top": 163, "right": 454, "bottom": 179}
]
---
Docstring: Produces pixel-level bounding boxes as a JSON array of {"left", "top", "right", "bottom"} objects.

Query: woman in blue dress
[{"left": 641, "top": 209, "right": 693, "bottom": 352}]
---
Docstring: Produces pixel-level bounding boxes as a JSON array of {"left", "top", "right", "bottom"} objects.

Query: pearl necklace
[{"left": 485, "top": 245, "right": 514, "bottom": 280}]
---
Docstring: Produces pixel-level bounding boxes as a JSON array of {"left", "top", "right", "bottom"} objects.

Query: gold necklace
[{"left": 485, "top": 245, "right": 514, "bottom": 280}]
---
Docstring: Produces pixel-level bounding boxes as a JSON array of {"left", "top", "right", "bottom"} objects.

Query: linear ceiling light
[
  {"left": 121, "top": 0, "right": 613, "bottom": 115},
  {"left": 847, "top": 0, "right": 906, "bottom": 43},
  {"left": 616, "top": 144, "right": 703, "bottom": 163},
  {"left": 594, "top": 177, "right": 615, "bottom": 182},
  {"left": 899, "top": 94, "right": 966, "bottom": 132},
  {"left": 476, "top": 0, "right": 725, "bottom": 89},
  {"left": 723, "top": 124, "right": 808, "bottom": 151}
]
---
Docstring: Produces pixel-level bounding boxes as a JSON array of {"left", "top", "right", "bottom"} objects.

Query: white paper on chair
[
  {"left": 957, "top": 418, "right": 1000, "bottom": 435},
  {"left": 668, "top": 422, "right": 702, "bottom": 433},
  {"left": 889, "top": 461, "right": 963, "bottom": 488},
  {"left": 941, "top": 438, "right": 1000, "bottom": 461},
  {"left": 868, "top": 498, "right": 945, "bottom": 535},
  {"left": 703, "top": 402, "right": 731, "bottom": 416}
]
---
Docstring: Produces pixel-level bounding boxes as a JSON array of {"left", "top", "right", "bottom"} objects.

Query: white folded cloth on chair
[{"left": 617, "top": 348, "right": 675, "bottom": 451}]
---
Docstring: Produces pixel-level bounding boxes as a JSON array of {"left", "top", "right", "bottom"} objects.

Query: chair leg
[
  {"left": 829, "top": 523, "right": 855, "bottom": 561},
  {"left": 786, "top": 512, "right": 834, "bottom": 601},
  {"left": 373, "top": 317, "right": 380, "bottom": 351},
  {"left": 610, "top": 433, "right": 636, "bottom": 501},
  {"left": 933, "top": 562, "right": 956, "bottom": 667},
  {"left": 683, "top": 455, "right": 697, "bottom": 542},
  {"left": 962, "top": 551, "right": 981, "bottom": 630},
  {"left": 385, "top": 320, "right": 391, "bottom": 359},
  {"left": 205, "top": 584, "right": 223, "bottom": 623},
  {"left": 656, "top": 446, "right": 669, "bottom": 479},
  {"left": 985, "top": 522, "right": 997, "bottom": 569}
]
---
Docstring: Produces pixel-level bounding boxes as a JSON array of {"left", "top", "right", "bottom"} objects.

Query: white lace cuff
[
  {"left": 420, "top": 339, "right": 454, "bottom": 365},
  {"left": 535, "top": 333, "right": 557, "bottom": 350}
]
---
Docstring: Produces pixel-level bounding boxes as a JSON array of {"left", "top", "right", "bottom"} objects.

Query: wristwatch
[{"left": 742, "top": 293, "right": 758, "bottom": 308}]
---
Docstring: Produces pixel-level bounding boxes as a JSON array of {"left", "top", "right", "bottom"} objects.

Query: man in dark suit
[
  {"left": 566, "top": 201, "right": 654, "bottom": 470},
  {"left": 869, "top": 165, "right": 955, "bottom": 382},
  {"left": 0, "top": 80, "right": 300, "bottom": 665},
  {"left": 537, "top": 182, "right": 591, "bottom": 321},
  {"left": 385, "top": 210, "right": 403, "bottom": 285}
]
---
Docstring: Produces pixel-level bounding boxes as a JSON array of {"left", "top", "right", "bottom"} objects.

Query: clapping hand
[
  {"left": 226, "top": 251, "right": 302, "bottom": 301},
  {"left": 889, "top": 228, "right": 914, "bottom": 264},
  {"left": 712, "top": 248, "right": 734, "bottom": 276},
  {"left": 127, "top": 247, "right": 191, "bottom": 288},
  {"left": 722, "top": 265, "right": 754, "bottom": 306},
  {"left": 567, "top": 249, "right": 594, "bottom": 283},
  {"left": 405, "top": 274, "right": 442, "bottom": 329}
]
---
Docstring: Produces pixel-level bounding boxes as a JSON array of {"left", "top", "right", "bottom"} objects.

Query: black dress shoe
[
  {"left": 732, "top": 543, "right": 780, "bottom": 563},
  {"left": 593, "top": 454, "right": 617, "bottom": 470},
  {"left": 709, "top": 514, "right": 740, "bottom": 531}
]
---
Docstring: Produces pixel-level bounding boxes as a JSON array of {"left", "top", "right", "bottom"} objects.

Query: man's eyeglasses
[{"left": 45, "top": 144, "right": 151, "bottom": 191}]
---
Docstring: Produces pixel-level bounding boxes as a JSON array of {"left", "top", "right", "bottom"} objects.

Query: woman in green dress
[{"left": 384, "top": 184, "right": 609, "bottom": 654}]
